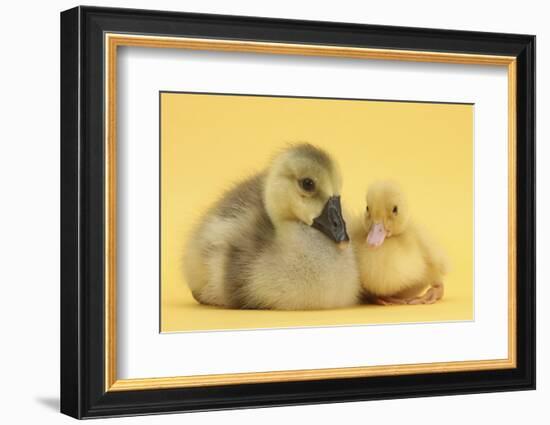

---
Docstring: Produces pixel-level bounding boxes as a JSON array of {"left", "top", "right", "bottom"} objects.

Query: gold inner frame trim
[{"left": 104, "top": 33, "right": 517, "bottom": 392}]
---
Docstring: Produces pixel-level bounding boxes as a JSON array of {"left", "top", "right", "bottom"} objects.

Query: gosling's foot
[{"left": 407, "top": 282, "right": 444, "bottom": 305}]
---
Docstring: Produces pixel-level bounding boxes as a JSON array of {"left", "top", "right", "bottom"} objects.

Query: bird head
[
  {"left": 363, "top": 180, "right": 410, "bottom": 248},
  {"left": 264, "top": 143, "right": 349, "bottom": 245}
]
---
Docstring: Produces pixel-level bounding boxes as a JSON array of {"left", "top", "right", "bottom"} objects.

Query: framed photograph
[{"left": 60, "top": 6, "right": 535, "bottom": 419}]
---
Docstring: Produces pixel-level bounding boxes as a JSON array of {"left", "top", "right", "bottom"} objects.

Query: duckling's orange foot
[
  {"left": 407, "top": 282, "right": 444, "bottom": 305},
  {"left": 372, "top": 296, "right": 408, "bottom": 306}
]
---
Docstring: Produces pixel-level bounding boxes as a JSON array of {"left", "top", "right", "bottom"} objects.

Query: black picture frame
[{"left": 60, "top": 5, "right": 535, "bottom": 419}]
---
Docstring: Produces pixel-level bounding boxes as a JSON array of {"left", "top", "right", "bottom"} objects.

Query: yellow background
[{"left": 160, "top": 92, "right": 473, "bottom": 332}]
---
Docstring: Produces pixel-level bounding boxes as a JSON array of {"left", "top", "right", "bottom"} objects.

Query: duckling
[
  {"left": 183, "top": 143, "right": 360, "bottom": 310},
  {"left": 351, "top": 181, "right": 448, "bottom": 305}
]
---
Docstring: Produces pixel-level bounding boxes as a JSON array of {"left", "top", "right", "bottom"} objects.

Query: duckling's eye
[
  {"left": 299, "top": 178, "right": 316, "bottom": 193},
  {"left": 392, "top": 205, "right": 398, "bottom": 215},
  {"left": 366, "top": 206, "right": 369, "bottom": 214}
]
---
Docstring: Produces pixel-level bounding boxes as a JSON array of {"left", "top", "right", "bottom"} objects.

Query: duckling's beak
[
  {"left": 367, "top": 222, "right": 386, "bottom": 248},
  {"left": 311, "top": 196, "right": 350, "bottom": 244}
]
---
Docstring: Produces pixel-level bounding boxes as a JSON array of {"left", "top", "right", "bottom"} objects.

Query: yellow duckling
[
  {"left": 183, "top": 143, "right": 360, "bottom": 310},
  {"left": 351, "top": 181, "right": 448, "bottom": 305}
]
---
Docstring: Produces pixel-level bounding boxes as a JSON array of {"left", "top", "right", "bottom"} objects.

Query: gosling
[{"left": 183, "top": 143, "right": 361, "bottom": 310}]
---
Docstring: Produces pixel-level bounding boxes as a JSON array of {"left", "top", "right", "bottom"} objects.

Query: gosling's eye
[
  {"left": 299, "top": 178, "right": 316, "bottom": 192},
  {"left": 366, "top": 206, "right": 369, "bottom": 213},
  {"left": 392, "top": 205, "right": 398, "bottom": 215}
]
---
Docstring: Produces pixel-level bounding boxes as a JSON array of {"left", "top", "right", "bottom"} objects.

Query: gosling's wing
[
  {"left": 221, "top": 174, "right": 275, "bottom": 304},
  {"left": 192, "top": 173, "right": 276, "bottom": 308},
  {"left": 192, "top": 173, "right": 267, "bottom": 246},
  {"left": 211, "top": 173, "right": 266, "bottom": 221},
  {"left": 212, "top": 172, "right": 275, "bottom": 252}
]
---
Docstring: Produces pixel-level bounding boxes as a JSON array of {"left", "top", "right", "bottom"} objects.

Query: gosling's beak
[{"left": 311, "top": 196, "right": 350, "bottom": 244}]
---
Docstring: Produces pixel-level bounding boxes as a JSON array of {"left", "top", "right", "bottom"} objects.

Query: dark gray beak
[{"left": 311, "top": 196, "right": 350, "bottom": 243}]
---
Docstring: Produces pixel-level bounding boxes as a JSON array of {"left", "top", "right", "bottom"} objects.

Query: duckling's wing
[{"left": 413, "top": 223, "right": 449, "bottom": 276}]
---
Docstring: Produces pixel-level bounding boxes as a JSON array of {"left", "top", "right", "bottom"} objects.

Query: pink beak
[{"left": 367, "top": 223, "right": 386, "bottom": 248}]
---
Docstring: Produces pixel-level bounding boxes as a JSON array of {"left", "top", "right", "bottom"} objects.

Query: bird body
[{"left": 184, "top": 145, "right": 360, "bottom": 310}]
